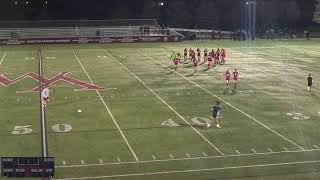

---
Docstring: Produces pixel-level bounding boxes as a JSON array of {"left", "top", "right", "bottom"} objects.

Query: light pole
[{"left": 244, "top": 1, "right": 256, "bottom": 40}]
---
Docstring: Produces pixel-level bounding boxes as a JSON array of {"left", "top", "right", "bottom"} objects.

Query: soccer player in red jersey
[
  {"left": 197, "top": 48, "right": 201, "bottom": 62},
  {"left": 207, "top": 52, "right": 213, "bottom": 68},
  {"left": 225, "top": 70, "right": 231, "bottom": 88},
  {"left": 184, "top": 48, "right": 188, "bottom": 62},
  {"left": 173, "top": 57, "right": 180, "bottom": 71},
  {"left": 204, "top": 48, "right": 208, "bottom": 62},
  {"left": 233, "top": 69, "right": 239, "bottom": 89},
  {"left": 220, "top": 49, "right": 226, "bottom": 64}
]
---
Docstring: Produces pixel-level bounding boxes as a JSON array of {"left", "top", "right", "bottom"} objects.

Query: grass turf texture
[{"left": 0, "top": 39, "right": 320, "bottom": 180}]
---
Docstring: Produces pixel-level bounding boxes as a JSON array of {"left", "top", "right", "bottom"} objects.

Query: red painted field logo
[{"left": 0, "top": 72, "right": 103, "bottom": 91}]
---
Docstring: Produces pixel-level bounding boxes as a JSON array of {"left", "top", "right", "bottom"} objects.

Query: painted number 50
[{"left": 11, "top": 124, "right": 72, "bottom": 135}]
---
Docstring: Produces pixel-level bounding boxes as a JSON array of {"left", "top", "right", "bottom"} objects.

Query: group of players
[{"left": 172, "top": 48, "right": 227, "bottom": 73}]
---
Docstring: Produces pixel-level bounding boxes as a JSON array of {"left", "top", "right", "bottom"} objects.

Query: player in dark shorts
[
  {"left": 207, "top": 101, "right": 223, "bottom": 128},
  {"left": 233, "top": 69, "right": 239, "bottom": 89},
  {"left": 215, "top": 49, "right": 220, "bottom": 64},
  {"left": 189, "top": 48, "right": 193, "bottom": 61},
  {"left": 307, "top": 74, "right": 313, "bottom": 92},
  {"left": 204, "top": 48, "right": 208, "bottom": 62},
  {"left": 220, "top": 49, "right": 226, "bottom": 64},
  {"left": 197, "top": 48, "right": 201, "bottom": 62},
  {"left": 183, "top": 48, "right": 188, "bottom": 62}
]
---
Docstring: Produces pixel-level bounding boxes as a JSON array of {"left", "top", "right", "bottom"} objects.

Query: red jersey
[
  {"left": 221, "top": 51, "right": 226, "bottom": 57},
  {"left": 173, "top": 58, "right": 179, "bottom": 65},
  {"left": 192, "top": 58, "right": 198, "bottom": 66},
  {"left": 208, "top": 54, "right": 212, "bottom": 62},
  {"left": 215, "top": 52, "right": 220, "bottom": 59},
  {"left": 225, "top": 72, "right": 230, "bottom": 80},
  {"left": 233, "top": 71, "right": 238, "bottom": 80}
]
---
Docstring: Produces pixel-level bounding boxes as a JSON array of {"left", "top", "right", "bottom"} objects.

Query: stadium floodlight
[{"left": 159, "top": 2, "right": 164, "bottom": 6}]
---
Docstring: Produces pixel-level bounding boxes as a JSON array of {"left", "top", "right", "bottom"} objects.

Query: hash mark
[
  {"left": 117, "top": 157, "right": 121, "bottom": 162},
  {"left": 152, "top": 155, "right": 157, "bottom": 160},
  {"left": 81, "top": 160, "right": 85, "bottom": 165},
  {"left": 282, "top": 147, "right": 289, "bottom": 151},
  {"left": 169, "top": 154, "right": 174, "bottom": 159},
  {"left": 62, "top": 161, "right": 66, "bottom": 165},
  {"left": 313, "top": 145, "right": 319, "bottom": 149},
  {"left": 251, "top": 149, "right": 257, "bottom": 153},
  {"left": 185, "top": 153, "right": 191, "bottom": 158},
  {"left": 99, "top": 159, "right": 103, "bottom": 164},
  {"left": 202, "top": 152, "right": 208, "bottom": 157},
  {"left": 267, "top": 148, "right": 273, "bottom": 152},
  {"left": 235, "top": 150, "right": 241, "bottom": 155}
]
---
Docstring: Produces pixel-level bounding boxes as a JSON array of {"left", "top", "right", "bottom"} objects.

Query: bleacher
[{"left": 0, "top": 19, "right": 181, "bottom": 40}]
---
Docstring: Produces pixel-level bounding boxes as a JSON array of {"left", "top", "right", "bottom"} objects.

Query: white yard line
[
  {"left": 104, "top": 50, "right": 224, "bottom": 156},
  {"left": 138, "top": 50, "right": 305, "bottom": 150},
  {"left": 56, "top": 148, "right": 320, "bottom": 169},
  {"left": 38, "top": 50, "right": 48, "bottom": 157},
  {"left": 54, "top": 159, "right": 320, "bottom": 180},
  {"left": 72, "top": 51, "right": 139, "bottom": 162},
  {"left": 0, "top": 52, "right": 7, "bottom": 65}
]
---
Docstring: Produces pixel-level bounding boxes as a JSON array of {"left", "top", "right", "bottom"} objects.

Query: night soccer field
[{"left": 1, "top": 40, "right": 320, "bottom": 180}]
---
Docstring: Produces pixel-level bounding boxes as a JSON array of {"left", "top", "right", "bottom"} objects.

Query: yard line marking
[
  {"left": 99, "top": 159, "right": 103, "bottom": 164},
  {"left": 251, "top": 149, "right": 257, "bottom": 154},
  {"left": 185, "top": 153, "right": 191, "bottom": 158},
  {"left": 235, "top": 150, "right": 241, "bottom": 155},
  {"left": 62, "top": 161, "right": 66, "bottom": 165},
  {"left": 73, "top": 51, "right": 139, "bottom": 162},
  {"left": 0, "top": 52, "right": 7, "bottom": 65},
  {"left": 105, "top": 50, "right": 224, "bottom": 156},
  {"left": 54, "top": 159, "right": 320, "bottom": 180},
  {"left": 152, "top": 155, "right": 157, "bottom": 160},
  {"left": 202, "top": 152, "right": 208, "bottom": 157},
  {"left": 139, "top": 50, "right": 305, "bottom": 150},
  {"left": 313, "top": 145, "right": 319, "bottom": 149},
  {"left": 279, "top": 77, "right": 320, "bottom": 93},
  {"left": 169, "top": 154, "right": 174, "bottom": 159},
  {"left": 282, "top": 147, "right": 289, "bottom": 151},
  {"left": 81, "top": 160, "right": 85, "bottom": 165},
  {"left": 38, "top": 49, "right": 48, "bottom": 157},
  {"left": 56, "top": 148, "right": 320, "bottom": 168},
  {"left": 117, "top": 157, "right": 121, "bottom": 163},
  {"left": 267, "top": 148, "right": 273, "bottom": 152}
]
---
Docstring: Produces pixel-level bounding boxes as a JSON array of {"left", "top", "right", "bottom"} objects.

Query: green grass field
[{"left": 1, "top": 39, "right": 320, "bottom": 180}]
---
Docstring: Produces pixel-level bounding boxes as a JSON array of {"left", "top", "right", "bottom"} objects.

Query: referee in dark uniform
[
  {"left": 308, "top": 74, "right": 313, "bottom": 92},
  {"left": 208, "top": 101, "right": 222, "bottom": 128}
]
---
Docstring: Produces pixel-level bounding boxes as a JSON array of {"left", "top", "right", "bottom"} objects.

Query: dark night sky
[{"left": 0, "top": 0, "right": 318, "bottom": 29}]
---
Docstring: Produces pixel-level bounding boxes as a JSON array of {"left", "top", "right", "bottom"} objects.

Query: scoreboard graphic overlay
[{"left": 1, "top": 157, "right": 54, "bottom": 178}]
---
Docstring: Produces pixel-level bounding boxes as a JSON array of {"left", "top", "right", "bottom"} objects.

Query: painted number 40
[
  {"left": 161, "top": 117, "right": 212, "bottom": 127},
  {"left": 11, "top": 124, "right": 72, "bottom": 135}
]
